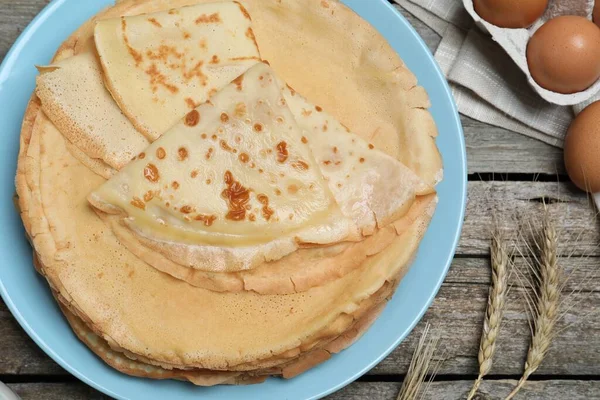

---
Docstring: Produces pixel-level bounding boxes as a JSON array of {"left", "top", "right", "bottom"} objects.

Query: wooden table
[{"left": 1, "top": 1, "right": 599, "bottom": 399}]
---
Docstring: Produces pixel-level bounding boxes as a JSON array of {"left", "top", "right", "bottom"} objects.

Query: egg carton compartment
[{"left": 463, "top": 0, "right": 599, "bottom": 106}]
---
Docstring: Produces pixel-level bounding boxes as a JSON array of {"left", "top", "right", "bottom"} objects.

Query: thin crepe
[
  {"left": 36, "top": 48, "right": 149, "bottom": 171},
  {"left": 88, "top": 62, "right": 425, "bottom": 274},
  {"left": 95, "top": 1, "right": 261, "bottom": 140},
  {"left": 16, "top": 0, "right": 441, "bottom": 380},
  {"left": 23, "top": 107, "right": 435, "bottom": 369},
  {"left": 89, "top": 62, "right": 355, "bottom": 272}
]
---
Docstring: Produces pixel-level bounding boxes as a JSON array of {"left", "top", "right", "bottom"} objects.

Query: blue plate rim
[{"left": 0, "top": 1, "right": 467, "bottom": 399}]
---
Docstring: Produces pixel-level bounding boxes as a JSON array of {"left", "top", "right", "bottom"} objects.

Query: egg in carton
[{"left": 463, "top": 0, "right": 598, "bottom": 106}]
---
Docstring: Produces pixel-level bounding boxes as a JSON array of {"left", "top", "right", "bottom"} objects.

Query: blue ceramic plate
[{"left": 0, "top": 1, "right": 466, "bottom": 399}]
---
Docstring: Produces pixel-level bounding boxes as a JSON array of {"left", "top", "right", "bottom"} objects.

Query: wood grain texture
[
  {"left": 0, "top": 1, "right": 50, "bottom": 61},
  {"left": 7, "top": 380, "right": 600, "bottom": 399}
]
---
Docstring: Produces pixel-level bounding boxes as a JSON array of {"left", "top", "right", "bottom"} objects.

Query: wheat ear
[
  {"left": 467, "top": 227, "right": 510, "bottom": 400},
  {"left": 506, "top": 208, "right": 561, "bottom": 400},
  {"left": 397, "top": 323, "right": 440, "bottom": 400}
]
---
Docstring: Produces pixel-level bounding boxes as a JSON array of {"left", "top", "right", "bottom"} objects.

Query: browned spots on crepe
[
  {"left": 205, "top": 147, "right": 214, "bottom": 160},
  {"left": 245, "top": 27, "right": 258, "bottom": 49},
  {"left": 198, "top": 38, "right": 207, "bottom": 49},
  {"left": 185, "top": 110, "right": 200, "bottom": 126},
  {"left": 210, "top": 55, "right": 220, "bottom": 64},
  {"left": 138, "top": 152, "right": 146, "bottom": 159},
  {"left": 257, "top": 194, "right": 274, "bottom": 221},
  {"left": 178, "top": 147, "right": 188, "bottom": 161},
  {"left": 222, "top": 171, "right": 251, "bottom": 221},
  {"left": 321, "top": 0, "right": 330, "bottom": 8},
  {"left": 208, "top": 88, "right": 218, "bottom": 98},
  {"left": 249, "top": 213, "right": 256, "bottom": 221},
  {"left": 180, "top": 205, "right": 194, "bottom": 214},
  {"left": 201, "top": 133, "right": 207, "bottom": 139},
  {"left": 131, "top": 197, "right": 145, "bottom": 210},
  {"left": 147, "top": 18, "right": 162, "bottom": 28},
  {"left": 195, "top": 214, "right": 217, "bottom": 226},
  {"left": 145, "top": 64, "right": 179, "bottom": 94},
  {"left": 235, "top": 1, "right": 252, "bottom": 20},
  {"left": 359, "top": 157, "right": 365, "bottom": 163},
  {"left": 253, "top": 123, "right": 263, "bottom": 132},
  {"left": 322, "top": 124, "right": 328, "bottom": 132},
  {"left": 185, "top": 97, "right": 197, "bottom": 109},
  {"left": 233, "top": 75, "right": 244, "bottom": 91},
  {"left": 183, "top": 31, "right": 191, "bottom": 40},
  {"left": 323, "top": 160, "right": 331, "bottom": 166},
  {"left": 302, "top": 109, "right": 312, "bottom": 117},
  {"left": 220, "top": 113, "right": 229, "bottom": 123},
  {"left": 191, "top": 170, "right": 199, "bottom": 178},
  {"left": 182, "top": 61, "right": 208, "bottom": 86},
  {"left": 229, "top": 56, "right": 261, "bottom": 62},
  {"left": 146, "top": 45, "right": 183, "bottom": 62},
  {"left": 315, "top": 105, "right": 323, "bottom": 112},
  {"left": 275, "top": 188, "right": 282, "bottom": 196},
  {"left": 292, "top": 160, "right": 309, "bottom": 171},
  {"left": 301, "top": 136, "right": 308, "bottom": 144},
  {"left": 231, "top": 103, "right": 246, "bottom": 118},
  {"left": 276, "top": 141, "right": 288, "bottom": 163},
  {"left": 286, "top": 83, "right": 296, "bottom": 96},
  {"left": 195, "top": 13, "right": 222, "bottom": 24},
  {"left": 239, "top": 153, "right": 249, "bottom": 163},
  {"left": 144, "top": 164, "right": 160, "bottom": 183},
  {"left": 206, "top": 179, "right": 212, "bottom": 184},
  {"left": 156, "top": 147, "right": 166, "bottom": 159},
  {"left": 368, "top": 143, "right": 374, "bottom": 149},
  {"left": 220, "top": 140, "right": 234, "bottom": 152},
  {"left": 288, "top": 184, "right": 299, "bottom": 194},
  {"left": 121, "top": 19, "right": 143, "bottom": 66},
  {"left": 143, "top": 191, "right": 154, "bottom": 202},
  {"left": 168, "top": 9, "right": 178, "bottom": 15},
  {"left": 333, "top": 146, "right": 338, "bottom": 153},
  {"left": 171, "top": 181, "right": 180, "bottom": 190}
]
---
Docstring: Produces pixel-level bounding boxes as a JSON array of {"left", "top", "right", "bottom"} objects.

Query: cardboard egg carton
[{"left": 463, "top": 0, "right": 598, "bottom": 106}]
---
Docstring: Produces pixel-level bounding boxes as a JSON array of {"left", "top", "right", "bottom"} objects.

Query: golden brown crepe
[
  {"left": 36, "top": 49, "right": 149, "bottom": 171},
  {"left": 15, "top": 0, "right": 442, "bottom": 385},
  {"left": 95, "top": 1, "right": 261, "bottom": 140},
  {"left": 88, "top": 62, "right": 425, "bottom": 276}
]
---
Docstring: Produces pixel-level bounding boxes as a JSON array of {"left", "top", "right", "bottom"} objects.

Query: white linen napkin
[{"left": 394, "top": 0, "right": 580, "bottom": 147}]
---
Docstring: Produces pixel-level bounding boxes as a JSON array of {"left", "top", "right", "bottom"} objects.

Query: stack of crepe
[{"left": 15, "top": 0, "right": 443, "bottom": 386}]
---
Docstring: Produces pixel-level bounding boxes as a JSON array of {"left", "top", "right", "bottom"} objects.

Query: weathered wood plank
[
  {"left": 459, "top": 181, "right": 599, "bottom": 256},
  {"left": 7, "top": 380, "right": 600, "bottom": 399},
  {"left": 373, "top": 286, "right": 600, "bottom": 376},
  {"left": 0, "top": 1, "right": 50, "bottom": 62},
  {"left": 0, "top": 302, "right": 65, "bottom": 375},
  {"left": 328, "top": 380, "right": 600, "bottom": 400},
  {"left": 7, "top": 383, "right": 108, "bottom": 400},
  {"left": 463, "top": 117, "right": 565, "bottom": 175}
]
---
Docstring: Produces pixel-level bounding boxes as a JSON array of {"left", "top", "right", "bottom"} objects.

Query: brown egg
[
  {"left": 527, "top": 16, "right": 600, "bottom": 94},
  {"left": 564, "top": 101, "right": 600, "bottom": 192},
  {"left": 474, "top": 0, "right": 548, "bottom": 28}
]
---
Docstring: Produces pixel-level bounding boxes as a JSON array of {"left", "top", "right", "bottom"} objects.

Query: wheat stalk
[
  {"left": 397, "top": 323, "right": 441, "bottom": 400},
  {"left": 506, "top": 207, "right": 562, "bottom": 400},
  {"left": 467, "top": 227, "right": 510, "bottom": 400}
]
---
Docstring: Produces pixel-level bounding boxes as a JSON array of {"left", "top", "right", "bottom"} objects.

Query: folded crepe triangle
[
  {"left": 89, "top": 62, "right": 424, "bottom": 272},
  {"left": 94, "top": 1, "right": 261, "bottom": 141}
]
